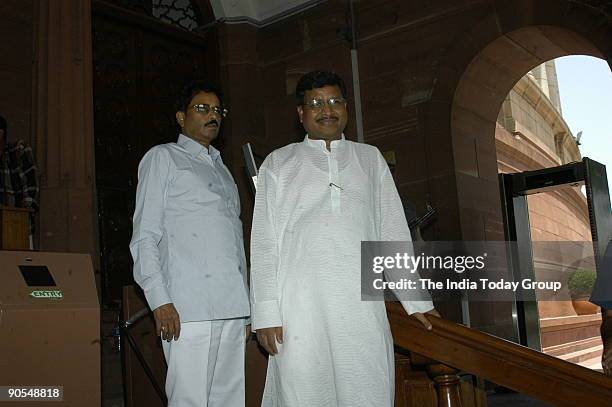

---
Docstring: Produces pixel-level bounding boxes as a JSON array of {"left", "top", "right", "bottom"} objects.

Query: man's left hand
[{"left": 413, "top": 309, "right": 441, "bottom": 330}]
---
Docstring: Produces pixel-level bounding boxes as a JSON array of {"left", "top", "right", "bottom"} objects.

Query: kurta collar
[
  {"left": 177, "top": 134, "right": 220, "bottom": 161},
  {"left": 304, "top": 134, "right": 346, "bottom": 150}
]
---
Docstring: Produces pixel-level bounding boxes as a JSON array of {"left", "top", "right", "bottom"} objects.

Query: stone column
[{"left": 34, "top": 0, "right": 98, "bottom": 266}]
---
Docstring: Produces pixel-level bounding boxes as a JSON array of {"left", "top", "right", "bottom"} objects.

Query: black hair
[
  {"left": 295, "top": 71, "right": 348, "bottom": 105},
  {"left": 175, "top": 80, "right": 224, "bottom": 112}
]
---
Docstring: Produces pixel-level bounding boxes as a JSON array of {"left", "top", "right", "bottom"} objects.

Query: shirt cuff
[
  {"left": 400, "top": 300, "right": 435, "bottom": 315},
  {"left": 252, "top": 300, "right": 282, "bottom": 330},
  {"left": 144, "top": 285, "right": 172, "bottom": 311}
]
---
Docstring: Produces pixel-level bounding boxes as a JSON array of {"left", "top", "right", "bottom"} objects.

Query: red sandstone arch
[{"left": 426, "top": 1, "right": 612, "bottom": 241}]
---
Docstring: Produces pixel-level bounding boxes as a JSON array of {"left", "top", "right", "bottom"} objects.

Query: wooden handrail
[{"left": 387, "top": 303, "right": 612, "bottom": 407}]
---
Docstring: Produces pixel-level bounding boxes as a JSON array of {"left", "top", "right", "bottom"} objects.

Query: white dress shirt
[{"left": 130, "top": 134, "right": 250, "bottom": 322}]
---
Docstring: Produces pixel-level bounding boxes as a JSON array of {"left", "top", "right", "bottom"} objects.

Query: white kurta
[{"left": 250, "top": 135, "right": 433, "bottom": 407}]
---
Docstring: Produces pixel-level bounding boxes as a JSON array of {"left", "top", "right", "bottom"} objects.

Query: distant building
[{"left": 496, "top": 60, "right": 600, "bottom": 369}]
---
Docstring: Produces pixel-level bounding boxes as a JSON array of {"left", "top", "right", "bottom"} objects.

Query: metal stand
[{"left": 117, "top": 307, "right": 167, "bottom": 404}]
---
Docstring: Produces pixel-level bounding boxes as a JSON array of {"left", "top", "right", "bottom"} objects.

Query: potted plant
[{"left": 568, "top": 269, "right": 598, "bottom": 315}]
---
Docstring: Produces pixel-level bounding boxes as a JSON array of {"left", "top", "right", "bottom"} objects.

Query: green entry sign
[{"left": 29, "top": 290, "right": 64, "bottom": 299}]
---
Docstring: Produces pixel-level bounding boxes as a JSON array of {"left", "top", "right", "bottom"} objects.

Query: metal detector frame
[{"left": 499, "top": 157, "right": 612, "bottom": 350}]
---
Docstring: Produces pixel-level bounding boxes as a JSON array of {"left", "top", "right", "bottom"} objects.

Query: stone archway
[
  {"left": 452, "top": 25, "right": 604, "bottom": 240},
  {"left": 424, "top": 1, "right": 612, "bottom": 242},
  {"left": 420, "top": 0, "right": 612, "bottom": 333}
]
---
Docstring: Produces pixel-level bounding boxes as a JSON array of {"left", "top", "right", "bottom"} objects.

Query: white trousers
[{"left": 161, "top": 318, "right": 246, "bottom": 407}]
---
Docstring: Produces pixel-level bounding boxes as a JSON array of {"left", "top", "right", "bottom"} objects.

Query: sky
[{"left": 554, "top": 56, "right": 612, "bottom": 198}]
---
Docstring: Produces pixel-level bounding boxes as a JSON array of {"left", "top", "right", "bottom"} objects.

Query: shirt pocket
[{"left": 170, "top": 166, "right": 220, "bottom": 205}]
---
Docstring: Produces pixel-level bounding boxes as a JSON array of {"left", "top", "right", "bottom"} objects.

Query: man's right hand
[
  {"left": 153, "top": 303, "right": 181, "bottom": 341},
  {"left": 256, "top": 326, "right": 283, "bottom": 355}
]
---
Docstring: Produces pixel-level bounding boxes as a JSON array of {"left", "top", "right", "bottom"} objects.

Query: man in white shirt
[
  {"left": 250, "top": 71, "right": 440, "bottom": 406},
  {"left": 130, "top": 81, "right": 250, "bottom": 407}
]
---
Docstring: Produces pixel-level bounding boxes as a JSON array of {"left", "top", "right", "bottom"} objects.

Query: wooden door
[{"left": 92, "top": 0, "right": 215, "bottom": 303}]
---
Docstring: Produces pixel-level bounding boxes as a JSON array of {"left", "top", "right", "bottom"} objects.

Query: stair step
[
  {"left": 577, "top": 355, "right": 603, "bottom": 371},
  {"left": 556, "top": 344, "right": 603, "bottom": 364},
  {"left": 543, "top": 337, "right": 601, "bottom": 357}
]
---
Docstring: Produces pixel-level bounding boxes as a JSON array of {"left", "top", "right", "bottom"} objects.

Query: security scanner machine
[
  {"left": 499, "top": 158, "right": 612, "bottom": 351},
  {"left": 0, "top": 251, "right": 100, "bottom": 406}
]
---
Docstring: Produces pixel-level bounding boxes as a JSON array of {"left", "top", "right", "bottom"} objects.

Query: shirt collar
[
  {"left": 303, "top": 134, "right": 345, "bottom": 150},
  {"left": 177, "top": 134, "right": 220, "bottom": 161}
]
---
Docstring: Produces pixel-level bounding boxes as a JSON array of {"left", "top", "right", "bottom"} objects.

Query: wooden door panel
[
  {"left": 93, "top": 16, "right": 140, "bottom": 190},
  {"left": 93, "top": 4, "right": 209, "bottom": 303}
]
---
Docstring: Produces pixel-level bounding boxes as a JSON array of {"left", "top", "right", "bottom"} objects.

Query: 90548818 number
[{"left": 1, "top": 386, "right": 63, "bottom": 401}]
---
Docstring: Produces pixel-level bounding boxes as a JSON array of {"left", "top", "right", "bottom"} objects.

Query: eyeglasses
[
  {"left": 190, "top": 104, "right": 228, "bottom": 118},
  {"left": 302, "top": 97, "right": 347, "bottom": 111}
]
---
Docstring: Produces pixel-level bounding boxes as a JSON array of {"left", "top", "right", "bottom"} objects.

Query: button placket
[{"left": 329, "top": 150, "right": 341, "bottom": 216}]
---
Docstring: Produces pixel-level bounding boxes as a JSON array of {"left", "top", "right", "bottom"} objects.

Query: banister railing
[{"left": 388, "top": 303, "right": 612, "bottom": 407}]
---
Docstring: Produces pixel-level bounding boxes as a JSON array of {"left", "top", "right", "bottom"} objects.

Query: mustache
[
  {"left": 316, "top": 115, "right": 339, "bottom": 122},
  {"left": 205, "top": 119, "right": 219, "bottom": 127}
]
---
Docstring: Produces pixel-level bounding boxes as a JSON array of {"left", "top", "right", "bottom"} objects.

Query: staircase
[
  {"left": 541, "top": 314, "right": 604, "bottom": 371},
  {"left": 388, "top": 303, "right": 612, "bottom": 407}
]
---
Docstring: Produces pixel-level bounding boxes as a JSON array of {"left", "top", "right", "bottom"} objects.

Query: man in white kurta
[{"left": 250, "top": 71, "right": 437, "bottom": 406}]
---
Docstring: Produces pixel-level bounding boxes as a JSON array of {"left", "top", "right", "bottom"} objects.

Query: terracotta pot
[{"left": 571, "top": 298, "right": 599, "bottom": 315}]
